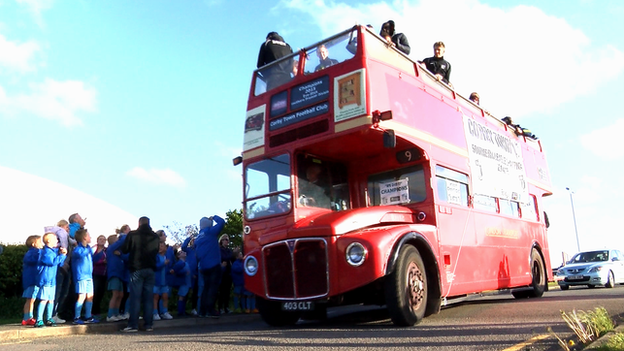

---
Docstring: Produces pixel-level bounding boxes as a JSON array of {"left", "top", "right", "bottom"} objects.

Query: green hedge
[
  {"left": 0, "top": 244, "right": 28, "bottom": 298},
  {"left": 0, "top": 244, "right": 28, "bottom": 321}
]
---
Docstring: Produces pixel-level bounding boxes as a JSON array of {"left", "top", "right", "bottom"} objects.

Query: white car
[{"left": 557, "top": 249, "right": 624, "bottom": 290}]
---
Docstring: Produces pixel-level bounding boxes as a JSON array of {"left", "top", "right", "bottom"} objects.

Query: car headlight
[
  {"left": 557, "top": 269, "right": 564, "bottom": 275},
  {"left": 244, "top": 255, "right": 258, "bottom": 276},
  {"left": 346, "top": 242, "right": 367, "bottom": 266},
  {"left": 588, "top": 266, "right": 602, "bottom": 273}
]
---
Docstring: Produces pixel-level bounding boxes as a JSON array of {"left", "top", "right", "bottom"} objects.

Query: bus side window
[
  {"left": 499, "top": 199, "right": 520, "bottom": 217},
  {"left": 435, "top": 165, "right": 469, "bottom": 206},
  {"left": 473, "top": 194, "right": 497, "bottom": 212},
  {"left": 520, "top": 195, "right": 538, "bottom": 221}
]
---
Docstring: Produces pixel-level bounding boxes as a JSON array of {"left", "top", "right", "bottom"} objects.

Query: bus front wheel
[
  {"left": 384, "top": 245, "right": 427, "bottom": 326},
  {"left": 257, "top": 297, "right": 301, "bottom": 327}
]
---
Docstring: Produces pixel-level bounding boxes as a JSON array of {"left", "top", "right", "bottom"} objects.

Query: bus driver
[{"left": 298, "top": 163, "right": 331, "bottom": 209}]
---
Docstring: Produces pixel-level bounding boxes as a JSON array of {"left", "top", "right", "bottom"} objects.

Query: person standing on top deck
[
  {"left": 421, "top": 41, "right": 452, "bottom": 85},
  {"left": 469, "top": 92, "right": 480, "bottom": 105},
  {"left": 379, "top": 20, "right": 410, "bottom": 55},
  {"left": 257, "top": 32, "right": 295, "bottom": 90}
]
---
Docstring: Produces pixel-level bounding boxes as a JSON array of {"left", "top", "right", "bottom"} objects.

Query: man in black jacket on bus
[
  {"left": 257, "top": 32, "right": 295, "bottom": 90},
  {"left": 380, "top": 20, "right": 411, "bottom": 55},
  {"left": 120, "top": 216, "right": 159, "bottom": 332},
  {"left": 421, "top": 41, "right": 452, "bottom": 85}
]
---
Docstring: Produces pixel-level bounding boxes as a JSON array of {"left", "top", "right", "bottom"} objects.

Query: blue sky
[{"left": 1, "top": 0, "right": 623, "bottom": 266}]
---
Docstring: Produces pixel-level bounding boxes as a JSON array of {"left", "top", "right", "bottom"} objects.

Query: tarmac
[
  {"left": 0, "top": 313, "right": 261, "bottom": 342},
  {"left": 2, "top": 312, "right": 622, "bottom": 349}
]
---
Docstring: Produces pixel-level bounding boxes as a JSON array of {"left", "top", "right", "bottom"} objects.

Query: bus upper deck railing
[{"left": 252, "top": 25, "right": 542, "bottom": 151}]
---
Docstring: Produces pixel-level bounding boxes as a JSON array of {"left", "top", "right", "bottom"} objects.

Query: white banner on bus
[
  {"left": 379, "top": 178, "right": 410, "bottom": 205},
  {"left": 463, "top": 115, "right": 529, "bottom": 203},
  {"left": 243, "top": 104, "right": 266, "bottom": 151}
]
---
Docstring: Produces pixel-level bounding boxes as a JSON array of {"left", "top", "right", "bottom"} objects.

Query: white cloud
[
  {"left": 16, "top": 0, "right": 54, "bottom": 27},
  {"left": 0, "top": 165, "right": 137, "bottom": 245},
  {"left": 126, "top": 167, "right": 187, "bottom": 188},
  {"left": 0, "top": 78, "right": 97, "bottom": 126},
  {"left": 214, "top": 140, "right": 242, "bottom": 159},
  {"left": 580, "top": 119, "right": 624, "bottom": 160},
  {"left": 279, "top": 0, "right": 624, "bottom": 119},
  {"left": 0, "top": 34, "right": 42, "bottom": 72}
]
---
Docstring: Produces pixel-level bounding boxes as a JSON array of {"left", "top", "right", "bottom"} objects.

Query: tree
[
  {"left": 223, "top": 209, "right": 243, "bottom": 250},
  {"left": 162, "top": 209, "right": 242, "bottom": 248},
  {"left": 163, "top": 221, "right": 198, "bottom": 244}
]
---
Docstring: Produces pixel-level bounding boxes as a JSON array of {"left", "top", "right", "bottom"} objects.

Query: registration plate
[
  {"left": 281, "top": 301, "right": 315, "bottom": 311},
  {"left": 568, "top": 275, "right": 583, "bottom": 280}
]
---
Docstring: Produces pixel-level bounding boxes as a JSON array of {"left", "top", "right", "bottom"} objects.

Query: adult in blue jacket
[{"left": 195, "top": 215, "right": 225, "bottom": 317}]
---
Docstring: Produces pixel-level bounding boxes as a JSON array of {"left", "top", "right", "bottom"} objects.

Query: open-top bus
[{"left": 238, "top": 25, "right": 553, "bottom": 326}]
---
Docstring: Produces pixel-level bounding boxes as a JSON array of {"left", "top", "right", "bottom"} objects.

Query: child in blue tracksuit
[
  {"left": 153, "top": 242, "right": 173, "bottom": 320},
  {"left": 181, "top": 235, "right": 199, "bottom": 315},
  {"left": 106, "top": 231, "right": 129, "bottom": 321},
  {"left": 22, "top": 235, "right": 43, "bottom": 326},
  {"left": 71, "top": 229, "right": 98, "bottom": 324},
  {"left": 36, "top": 233, "right": 67, "bottom": 327},
  {"left": 231, "top": 250, "right": 245, "bottom": 313},
  {"left": 171, "top": 250, "right": 191, "bottom": 316}
]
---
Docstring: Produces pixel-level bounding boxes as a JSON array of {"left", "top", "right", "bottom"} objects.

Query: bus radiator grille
[{"left": 263, "top": 239, "right": 329, "bottom": 299}]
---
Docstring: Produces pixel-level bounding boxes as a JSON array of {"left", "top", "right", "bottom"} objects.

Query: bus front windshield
[{"left": 245, "top": 154, "right": 291, "bottom": 220}]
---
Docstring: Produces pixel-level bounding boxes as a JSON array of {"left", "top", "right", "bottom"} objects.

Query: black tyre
[
  {"left": 257, "top": 297, "right": 301, "bottom": 327},
  {"left": 512, "top": 249, "right": 546, "bottom": 299},
  {"left": 384, "top": 245, "right": 427, "bottom": 326},
  {"left": 560, "top": 284, "right": 570, "bottom": 291},
  {"left": 588, "top": 284, "right": 596, "bottom": 289},
  {"left": 605, "top": 271, "right": 615, "bottom": 288}
]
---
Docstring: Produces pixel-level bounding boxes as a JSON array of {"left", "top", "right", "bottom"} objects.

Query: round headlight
[
  {"left": 244, "top": 256, "right": 258, "bottom": 276},
  {"left": 346, "top": 242, "right": 367, "bottom": 266}
]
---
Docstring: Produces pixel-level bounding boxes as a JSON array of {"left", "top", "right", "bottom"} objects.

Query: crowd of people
[{"left": 21, "top": 213, "right": 254, "bottom": 332}]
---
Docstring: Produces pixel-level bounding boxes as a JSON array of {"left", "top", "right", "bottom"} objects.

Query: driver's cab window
[
  {"left": 296, "top": 154, "right": 349, "bottom": 211},
  {"left": 244, "top": 154, "right": 292, "bottom": 220}
]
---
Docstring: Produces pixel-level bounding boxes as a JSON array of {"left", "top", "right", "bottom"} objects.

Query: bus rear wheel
[
  {"left": 257, "top": 297, "right": 301, "bottom": 327},
  {"left": 512, "top": 249, "right": 546, "bottom": 299},
  {"left": 385, "top": 245, "right": 427, "bottom": 326}
]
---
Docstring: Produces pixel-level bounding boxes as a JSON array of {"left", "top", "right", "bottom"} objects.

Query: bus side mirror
[
  {"left": 233, "top": 156, "right": 243, "bottom": 166},
  {"left": 383, "top": 130, "right": 396, "bottom": 148}
]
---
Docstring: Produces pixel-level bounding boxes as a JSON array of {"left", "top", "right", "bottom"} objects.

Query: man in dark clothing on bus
[
  {"left": 257, "top": 32, "right": 295, "bottom": 90},
  {"left": 421, "top": 41, "right": 452, "bottom": 85},
  {"left": 120, "top": 216, "right": 159, "bottom": 332},
  {"left": 380, "top": 20, "right": 410, "bottom": 55}
]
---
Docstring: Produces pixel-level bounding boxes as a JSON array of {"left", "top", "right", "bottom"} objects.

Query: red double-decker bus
[{"left": 238, "top": 25, "right": 553, "bottom": 326}]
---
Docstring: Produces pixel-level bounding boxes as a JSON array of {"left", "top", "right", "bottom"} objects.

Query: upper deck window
[
  {"left": 245, "top": 154, "right": 291, "bottom": 220},
  {"left": 253, "top": 28, "right": 358, "bottom": 96},
  {"left": 254, "top": 52, "right": 299, "bottom": 96},
  {"left": 367, "top": 165, "right": 427, "bottom": 206},
  {"left": 303, "top": 31, "right": 357, "bottom": 75}
]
